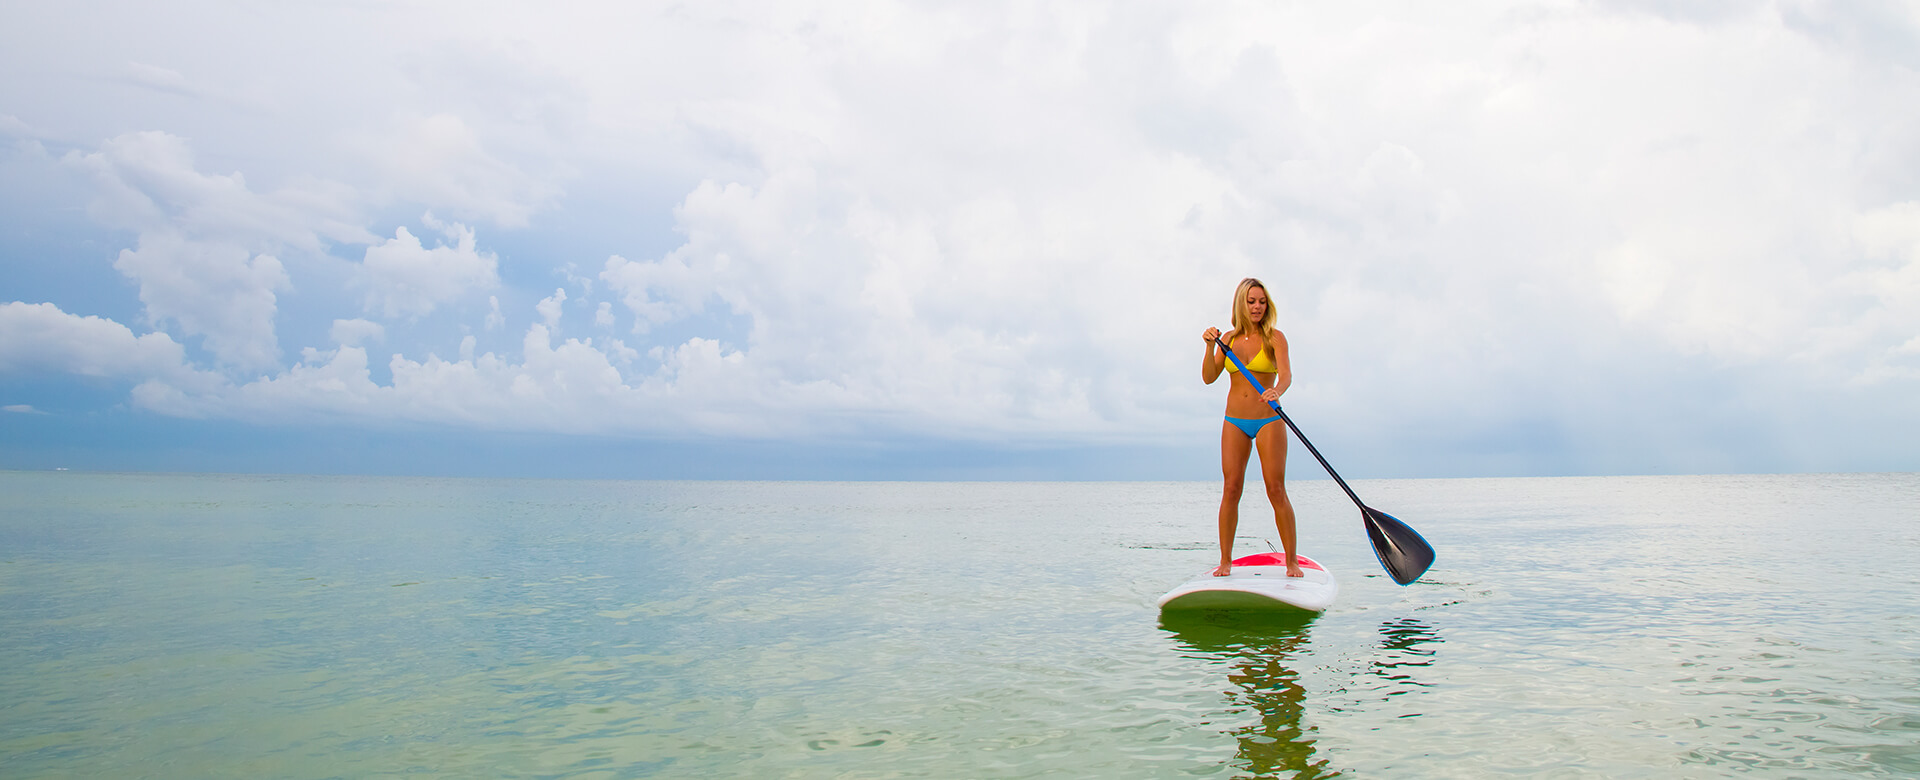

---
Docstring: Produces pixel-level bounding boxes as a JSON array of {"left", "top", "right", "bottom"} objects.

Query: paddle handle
[{"left": 1213, "top": 335, "right": 1368, "bottom": 512}]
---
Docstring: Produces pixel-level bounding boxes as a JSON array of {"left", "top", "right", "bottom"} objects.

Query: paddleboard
[{"left": 1157, "top": 553, "right": 1338, "bottom": 613}]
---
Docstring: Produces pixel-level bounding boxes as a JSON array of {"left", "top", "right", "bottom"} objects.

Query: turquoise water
[{"left": 2, "top": 471, "right": 1916, "bottom": 778}]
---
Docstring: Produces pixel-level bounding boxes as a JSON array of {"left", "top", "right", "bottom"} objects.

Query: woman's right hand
[{"left": 1199, "top": 327, "right": 1225, "bottom": 384}]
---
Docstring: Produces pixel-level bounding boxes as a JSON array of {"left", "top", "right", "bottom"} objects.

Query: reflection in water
[
  {"left": 1369, "top": 618, "right": 1441, "bottom": 708},
  {"left": 1162, "top": 615, "right": 1445, "bottom": 778},
  {"left": 1162, "top": 612, "right": 1338, "bottom": 779}
]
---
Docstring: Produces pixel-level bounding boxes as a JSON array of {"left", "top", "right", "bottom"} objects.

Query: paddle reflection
[
  {"left": 1161, "top": 612, "right": 1339, "bottom": 779},
  {"left": 1368, "top": 617, "right": 1440, "bottom": 704}
]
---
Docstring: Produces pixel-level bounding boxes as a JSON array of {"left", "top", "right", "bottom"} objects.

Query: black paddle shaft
[{"left": 1213, "top": 334, "right": 1435, "bottom": 585}]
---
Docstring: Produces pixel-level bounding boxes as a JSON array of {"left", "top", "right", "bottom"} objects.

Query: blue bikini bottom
[{"left": 1226, "top": 415, "right": 1283, "bottom": 439}]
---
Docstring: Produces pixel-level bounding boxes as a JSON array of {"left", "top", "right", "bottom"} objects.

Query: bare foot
[
  {"left": 1212, "top": 563, "right": 1233, "bottom": 577},
  {"left": 1287, "top": 563, "right": 1305, "bottom": 578}
]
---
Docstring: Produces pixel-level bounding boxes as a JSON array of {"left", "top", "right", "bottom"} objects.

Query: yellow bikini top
[{"left": 1225, "top": 343, "right": 1278, "bottom": 373}]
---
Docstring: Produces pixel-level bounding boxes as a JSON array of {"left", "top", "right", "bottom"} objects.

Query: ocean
[{"left": 1, "top": 471, "right": 1916, "bottom": 778}]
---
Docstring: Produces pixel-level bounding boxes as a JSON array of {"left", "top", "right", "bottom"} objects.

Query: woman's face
[{"left": 1245, "top": 286, "right": 1269, "bottom": 323}]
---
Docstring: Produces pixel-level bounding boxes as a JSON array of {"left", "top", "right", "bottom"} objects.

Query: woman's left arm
[{"left": 1264, "top": 331, "right": 1293, "bottom": 402}]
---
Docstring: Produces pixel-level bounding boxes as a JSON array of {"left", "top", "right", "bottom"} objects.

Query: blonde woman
[{"left": 1200, "top": 278, "right": 1302, "bottom": 578}]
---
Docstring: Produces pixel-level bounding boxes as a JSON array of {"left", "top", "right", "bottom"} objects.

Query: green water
[{"left": 1, "top": 472, "right": 1916, "bottom": 777}]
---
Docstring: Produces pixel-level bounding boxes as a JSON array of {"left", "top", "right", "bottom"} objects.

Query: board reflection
[{"left": 1161, "top": 612, "right": 1337, "bottom": 779}]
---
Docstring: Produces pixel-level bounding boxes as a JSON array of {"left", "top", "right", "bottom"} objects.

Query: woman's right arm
[{"left": 1201, "top": 327, "right": 1224, "bottom": 384}]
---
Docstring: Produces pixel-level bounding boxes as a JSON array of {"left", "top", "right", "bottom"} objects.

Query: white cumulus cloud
[
  {"left": 62, "top": 131, "right": 369, "bottom": 373},
  {"left": 359, "top": 214, "right": 499, "bottom": 319},
  {"left": 0, "top": 301, "right": 219, "bottom": 388},
  {"left": 536, "top": 288, "right": 567, "bottom": 332},
  {"left": 111, "top": 231, "right": 289, "bottom": 372}
]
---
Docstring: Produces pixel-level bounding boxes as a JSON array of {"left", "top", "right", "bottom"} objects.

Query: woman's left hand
[{"left": 1261, "top": 387, "right": 1281, "bottom": 403}]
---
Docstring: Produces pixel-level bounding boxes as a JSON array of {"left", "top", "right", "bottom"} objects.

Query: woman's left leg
[{"left": 1254, "top": 421, "right": 1304, "bottom": 577}]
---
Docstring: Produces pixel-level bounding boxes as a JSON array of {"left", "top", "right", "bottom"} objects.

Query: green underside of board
[{"left": 1158, "top": 589, "right": 1318, "bottom": 612}]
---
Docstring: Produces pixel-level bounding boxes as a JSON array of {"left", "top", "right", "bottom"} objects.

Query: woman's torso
[{"left": 1222, "top": 332, "right": 1279, "bottom": 418}]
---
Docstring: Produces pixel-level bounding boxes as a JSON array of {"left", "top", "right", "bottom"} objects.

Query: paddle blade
[{"left": 1362, "top": 507, "right": 1434, "bottom": 585}]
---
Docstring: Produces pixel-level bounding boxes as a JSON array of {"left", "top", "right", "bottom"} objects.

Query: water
[{"left": 1, "top": 471, "right": 1916, "bottom": 778}]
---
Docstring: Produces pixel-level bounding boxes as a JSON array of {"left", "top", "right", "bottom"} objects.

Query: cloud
[
  {"left": 67, "top": 130, "right": 366, "bottom": 248},
  {"left": 112, "top": 230, "right": 290, "bottom": 372},
  {"left": 4, "top": 404, "right": 47, "bottom": 414},
  {"left": 1, "top": 114, "right": 47, "bottom": 141},
  {"left": 485, "top": 296, "right": 505, "bottom": 331},
  {"left": 1843, "top": 201, "right": 1920, "bottom": 383},
  {"left": 600, "top": 253, "right": 711, "bottom": 333},
  {"left": 362, "top": 113, "right": 557, "bottom": 228},
  {"left": 535, "top": 288, "right": 567, "bottom": 332},
  {"left": 130, "top": 319, "right": 658, "bottom": 435},
  {"left": 330, "top": 318, "right": 385, "bottom": 347},
  {"left": 96, "top": 304, "right": 1064, "bottom": 441},
  {"left": 122, "top": 62, "right": 204, "bottom": 99},
  {"left": 0, "top": 301, "right": 217, "bottom": 388},
  {"left": 62, "top": 131, "right": 369, "bottom": 372},
  {"left": 359, "top": 214, "right": 499, "bottom": 319}
]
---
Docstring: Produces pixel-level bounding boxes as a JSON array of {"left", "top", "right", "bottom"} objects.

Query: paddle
[{"left": 1213, "top": 334, "right": 1435, "bottom": 585}]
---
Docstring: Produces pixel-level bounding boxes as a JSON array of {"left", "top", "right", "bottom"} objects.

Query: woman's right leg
[{"left": 1215, "top": 421, "right": 1254, "bottom": 576}]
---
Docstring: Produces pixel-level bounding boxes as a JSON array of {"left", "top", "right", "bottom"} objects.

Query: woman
[{"left": 1200, "top": 278, "right": 1301, "bottom": 578}]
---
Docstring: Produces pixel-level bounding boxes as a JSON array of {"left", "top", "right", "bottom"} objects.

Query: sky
[{"left": 3, "top": 0, "right": 1918, "bottom": 480}]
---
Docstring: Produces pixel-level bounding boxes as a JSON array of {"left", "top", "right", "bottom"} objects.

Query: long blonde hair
[{"left": 1229, "top": 277, "right": 1275, "bottom": 345}]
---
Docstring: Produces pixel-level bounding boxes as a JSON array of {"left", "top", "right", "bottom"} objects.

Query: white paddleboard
[{"left": 1157, "top": 553, "right": 1338, "bottom": 613}]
